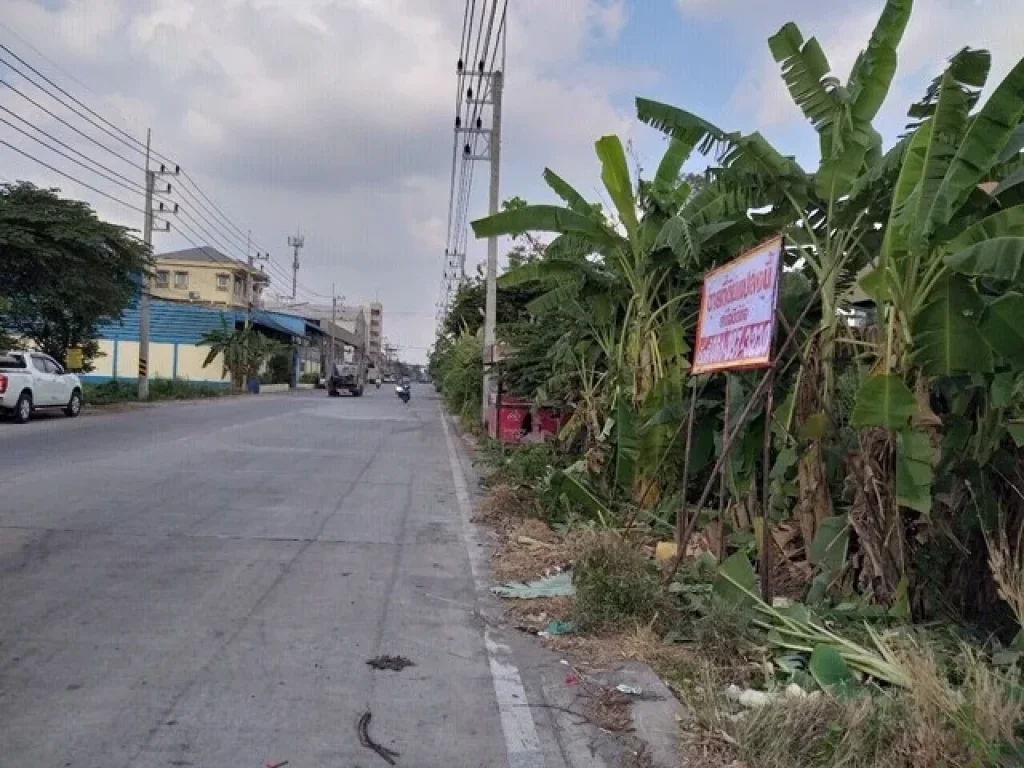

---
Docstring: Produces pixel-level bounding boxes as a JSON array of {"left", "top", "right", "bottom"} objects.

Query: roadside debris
[
  {"left": 539, "top": 619, "right": 578, "bottom": 637},
  {"left": 357, "top": 710, "right": 400, "bottom": 765},
  {"left": 615, "top": 684, "right": 643, "bottom": 696},
  {"left": 367, "top": 655, "right": 415, "bottom": 672},
  {"left": 491, "top": 571, "right": 574, "bottom": 599},
  {"left": 264, "top": 762, "right": 289, "bottom": 768}
]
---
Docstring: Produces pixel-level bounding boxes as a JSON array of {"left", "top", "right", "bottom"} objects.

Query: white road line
[{"left": 440, "top": 409, "right": 547, "bottom": 768}]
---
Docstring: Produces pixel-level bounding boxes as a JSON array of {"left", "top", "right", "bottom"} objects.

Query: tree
[
  {"left": 636, "top": 0, "right": 913, "bottom": 545},
  {"left": 0, "top": 182, "right": 152, "bottom": 368},
  {"left": 200, "top": 318, "right": 287, "bottom": 389}
]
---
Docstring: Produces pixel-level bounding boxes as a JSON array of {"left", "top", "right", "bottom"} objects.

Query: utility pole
[
  {"left": 481, "top": 70, "right": 503, "bottom": 423},
  {"left": 137, "top": 130, "right": 179, "bottom": 401},
  {"left": 287, "top": 231, "right": 305, "bottom": 300},
  {"left": 329, "top": 285, "right": 337, "bottom": 372},
  {"left": 246, "top": 230, "right": 269, "bottom": 325},
  {"left": 138, "top": 128, "right": 153, "bottom": 401}
]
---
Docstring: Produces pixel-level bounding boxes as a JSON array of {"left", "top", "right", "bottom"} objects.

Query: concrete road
[{"left": 0, "top": 387, "right": 577, "bottom": 768}]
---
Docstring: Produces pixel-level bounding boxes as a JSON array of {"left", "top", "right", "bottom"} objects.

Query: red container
[
  {"left": 497, "top": 396, "right": 530, "bottom": 444},
  {"left": 536, "top": 407, "right": 567, "bottom": 438}
]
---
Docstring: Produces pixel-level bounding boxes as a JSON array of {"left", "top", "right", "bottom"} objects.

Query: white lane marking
[{"left": 440, "top": 410, "right": 546, "bottom": 768}]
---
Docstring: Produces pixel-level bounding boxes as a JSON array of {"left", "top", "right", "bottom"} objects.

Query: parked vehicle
[
  {"left": 0, "top": 351, "right": 83, "bottom": 423},
  {"left": 327, "top": 361, "right": 365, "bottom": 397}
]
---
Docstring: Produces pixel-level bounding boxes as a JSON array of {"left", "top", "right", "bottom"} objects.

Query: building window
[
  {"left": 174, "top": 271, "right": 189, "bottom": 289},
  {"left": 234, "top": 276, "right": 244, "bottom": 296},
  {"left": 216, "top": 273, "right": 230, "bottom": 291},
  {"left": 155, "top": 270, "right": 170, "bottom": 288}
]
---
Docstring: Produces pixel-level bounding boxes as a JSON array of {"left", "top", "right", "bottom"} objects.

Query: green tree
[
  {"left": 636, "top": 0, "right": 913, "bottom": 545},
  {"left": 199, "top": 318, "right": 287, "bottom": 389},
  {"left": 0, "top": 182, "right": 153, "bottom": 368}
]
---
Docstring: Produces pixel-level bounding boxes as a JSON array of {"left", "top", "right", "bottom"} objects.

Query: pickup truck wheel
[
  {"left": 14, "top": 391, "right": 32, "bottom": 424},
  {"left": 65, "top": 389, "right": 82, "bottom": 417}
]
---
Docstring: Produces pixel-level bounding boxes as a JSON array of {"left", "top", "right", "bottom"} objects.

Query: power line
[
  {"left": 0, "top": 79, "right": 144, "bottom": 171},
  {"left": 0, "top": 48, "right": 150, "bottom": 163},
  {"left": 0, "top": 139, "right": 163, "bottom": 217},
  {"left": 0, "top": 110, "right": 147, "bottom": 195},
  {"left": 0, "top": 31, "right": 334, "bottom": 303}
]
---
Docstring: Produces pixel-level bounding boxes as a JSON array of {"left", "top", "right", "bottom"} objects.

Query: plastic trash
[
  {"left": 547, "top": 620, "right": 578, "bottom": 635},
  {"left": 490, "top": 571, "right": 575, "bottom": 599},
  {"left": 615, "top": 684, "right": 643, "bottom": 696}
]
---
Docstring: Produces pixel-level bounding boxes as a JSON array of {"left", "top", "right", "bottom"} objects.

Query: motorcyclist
[{"left": 376, "top": 376, "right": 382, "bottom": 389}]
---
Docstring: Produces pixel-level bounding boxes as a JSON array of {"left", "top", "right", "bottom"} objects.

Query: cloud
[
  {"left": 723, "top": 0, "right": 1024, "bottom": 141},
  {"left": 1, "top": 0, "right": 639, "bottom": 362}
]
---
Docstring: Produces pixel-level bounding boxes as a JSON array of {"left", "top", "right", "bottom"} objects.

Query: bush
[
  {"left": 83, "top": 379, "right": 227, "bottom": 404},
  {"left": 430, "top": 332, "right": 483, "bottom": 425},
  {"left": 573, "top": 532, "right": 674, "bottom": 631},
  {"left": 299, "top": 371, "right": 320, "bottom": 385}
]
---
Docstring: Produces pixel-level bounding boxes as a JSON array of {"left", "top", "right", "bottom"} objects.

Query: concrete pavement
[{"left": 0, "top": 386, "right": 610, "bottom": 767}]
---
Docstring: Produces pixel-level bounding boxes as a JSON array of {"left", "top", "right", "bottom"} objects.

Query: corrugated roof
[{"left": 96, "top": 298, "right": 314, "bottom": 344}]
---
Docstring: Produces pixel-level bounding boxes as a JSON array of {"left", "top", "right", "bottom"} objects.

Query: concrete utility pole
[
  {"left": 246, "top": 230, "right": 269, "bottom": 326},
  {"left": 481, "top": 70, "right": 503, "bottom": 423},
  {"left": 138, "top": 128, "right": 153, "bottom": 401},
  {"left": 329, "top": 285, "right": 337, "bottom": 372},
  {"left": 287, "top": 231, "right": 305, "bottom": 300}
]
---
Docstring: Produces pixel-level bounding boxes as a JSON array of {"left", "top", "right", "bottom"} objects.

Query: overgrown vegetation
[
  {"left": 84, "top": 379, "right": 228, "bottom": 404},
  {"left": 440, "top": 0, "right": 1024, "bottom": 763},
  {"left": 573, "top": 533, "right": 674, "bottom": 631}
]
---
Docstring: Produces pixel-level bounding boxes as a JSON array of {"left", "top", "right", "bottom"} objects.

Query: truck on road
[
  {"left": 327, "top": 361, "right": 366, "bottom": 397},
  {"left": 0, "top": 350, "right": 83, "bottom": 423}
]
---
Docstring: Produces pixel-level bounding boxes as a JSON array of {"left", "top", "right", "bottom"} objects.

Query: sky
[{"left": 2, "top": 0, "right": 1023, "bottom": 364}]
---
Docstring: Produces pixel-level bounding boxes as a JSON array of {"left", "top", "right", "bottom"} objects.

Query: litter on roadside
[
  {"left": 490, "top": 571, "right": 575, "bottom": 599},
  {"left": 615, "top": 684, "right": 643, "bottom": 696},
  {"left": 366, "top": 655, "right": 415, "bottom": 671},
  {"left": 357, "top": 710, "right": 400, "bottom": 765},
  {"left": 545, "top": 620, "right": 577, "bottom": 636}
]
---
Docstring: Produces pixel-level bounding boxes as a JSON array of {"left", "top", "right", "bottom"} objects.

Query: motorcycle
[{"left": 395, "top": 384, "right": 410, "bottom": 404}]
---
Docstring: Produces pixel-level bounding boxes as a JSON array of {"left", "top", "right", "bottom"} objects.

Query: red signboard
[{"left": 692, "top": 236, "right": 784, "bottom": 375}]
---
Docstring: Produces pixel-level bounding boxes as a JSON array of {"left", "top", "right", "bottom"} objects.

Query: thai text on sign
[{"left": 692, "top": 236, "right": 783, "bottom": 374}]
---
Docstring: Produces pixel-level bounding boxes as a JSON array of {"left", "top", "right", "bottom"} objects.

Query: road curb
[{"left": 443, "top": 412, "right": 687, "bottom": 768}]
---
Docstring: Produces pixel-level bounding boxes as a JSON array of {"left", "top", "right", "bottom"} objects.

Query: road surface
[{"left": 0, "top": 387, "right": 575, "bottom": 767}]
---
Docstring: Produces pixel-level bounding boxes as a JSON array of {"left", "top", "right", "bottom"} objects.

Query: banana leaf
[
  {"left": 911, "top": 273, "right": 993, "bottom": 376},
  {"left": 543, "top": 168, "right": 591, "bottom": 214},
  {"left": 850, "top": 374, "right": 916, "bottom": 429}
]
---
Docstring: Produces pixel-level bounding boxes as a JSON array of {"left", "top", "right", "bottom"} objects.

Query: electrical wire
[
  {"left": 0, "top": 139, "right": 164, "bottom": 217},
  {"left": 0, "top": 49, "right": 150, "bottom": 163},
  {"left": 0, "top": 79, "right": 144, "bottom": 172},
  {"left": 0, "top": 112, "right": 147, "bottom": 196},
  {"left": 0, "top": 31, "right": 335, "bottom": 305},
  {"left": 439, "top": 0, "right": 508, "bottom": 324}
]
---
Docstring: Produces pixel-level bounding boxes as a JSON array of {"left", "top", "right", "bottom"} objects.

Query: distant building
[
  {"left": 150, "top": 247, "right": 269, "bottom": 309},
  {"left": 367, "top": 302, "right": 383, "bottom": 368}
]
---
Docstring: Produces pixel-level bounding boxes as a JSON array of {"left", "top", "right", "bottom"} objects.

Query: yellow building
[{"left": 151, "top": 247, "right": 269, "bottom": 309}]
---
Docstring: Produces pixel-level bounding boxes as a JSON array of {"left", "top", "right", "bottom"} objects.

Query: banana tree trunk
[{"left": 795, "top": 333, "right": 834, "bottom": 547}]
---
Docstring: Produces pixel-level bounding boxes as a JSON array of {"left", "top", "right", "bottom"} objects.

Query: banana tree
[
  {"left": 472, "top": 134, "right": 760, "bottom": 503},
  {"left": 847, "top": 47, "right": 1024, "bottom": 602},
  {"left": 636, "top": 0, "right": 912, "bottom": 548}
]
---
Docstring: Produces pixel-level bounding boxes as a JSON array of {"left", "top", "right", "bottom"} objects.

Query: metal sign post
[{"left": 668, "top": 235, "right": 785, "bottom": 598}]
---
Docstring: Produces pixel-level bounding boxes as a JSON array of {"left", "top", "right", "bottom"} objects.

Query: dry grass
[
  {"left": 981, "top": 514, "right": 1024, "bottom": 632},
  {"left": 491, "top": 517, "right": 578, "bottom": 582},
  {"left": 665, "top": 643, "right": 1024, "bottom": 768}
]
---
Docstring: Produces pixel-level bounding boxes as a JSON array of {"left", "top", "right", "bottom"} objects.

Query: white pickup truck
[{"left": 0, "top": 350, "right": 83, "bottom": 423}]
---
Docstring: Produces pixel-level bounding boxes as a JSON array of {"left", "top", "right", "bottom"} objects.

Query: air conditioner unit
[{"left": 188, "top": 291, "right": 201, "bottom": 300}]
